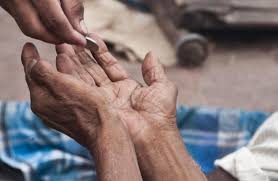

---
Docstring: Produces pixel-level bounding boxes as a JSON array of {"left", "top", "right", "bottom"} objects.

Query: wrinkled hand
[
  {"left": 1, "top": 0, "right": 86, "bottom": 45},
  {"left": 21, "top": 34, "right": 178, "bottom": 147}
]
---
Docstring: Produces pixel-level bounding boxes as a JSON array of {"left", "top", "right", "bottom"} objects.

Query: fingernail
[
  {"left": 27, "top": 59, "right": 38, "bottom": 74},
  {"left": 80, "top": 20, "right": 88, "bottom": 35}
]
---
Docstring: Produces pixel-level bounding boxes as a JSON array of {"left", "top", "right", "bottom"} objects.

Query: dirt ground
[{"left": 1, "top": 8, "right": 278, "bottom": 112}]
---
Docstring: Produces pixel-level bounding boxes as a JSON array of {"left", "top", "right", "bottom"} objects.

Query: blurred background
[{"left": 1, "top": 0, "right": 278, "bottom": 112}]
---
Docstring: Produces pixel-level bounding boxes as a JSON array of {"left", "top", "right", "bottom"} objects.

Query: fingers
[
  {"left": 31, "top": 0, "right": 86, "bottom": 45},
  {"left": 56, "top": 44, "right": 95, "bottom": 84},
  {"left": 56, "top": 44, "right": 85, "bottom": 68},
  {"left": 72, "top": 47, "right": 112, "bottom": 86},
  {"left": 73, "top": 46, "right": 94, "bottom": 65},
  {"left": 56, "top": 53, "right": 77, "bottom": 75},
  {"left": 83, "top": 61, "right": 111, "bottom": 86},
  {"left": 142, "top": 52, "right": 168, "bottom": 86},
  {"left": 12, "top": 0, "right": 60, "bottom": 44},
  {"left": 61, "top": 0, "right": 87, "bottom": 35},
  {"left": 56, "top": 44, "right": 110, "bottom": 86},
  {"left": 87, "top": 34, "right": 129, "bottom": 82}
]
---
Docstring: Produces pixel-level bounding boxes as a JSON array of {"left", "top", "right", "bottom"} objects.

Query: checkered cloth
[{"left": 0, "top": 101, "right": 270, "bottom": 181}]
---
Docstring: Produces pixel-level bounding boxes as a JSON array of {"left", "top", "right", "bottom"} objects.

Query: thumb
[
  {"left": 29, "top": 60, "right": 59, "bottom": 89},
  {"left": 21, "top": 43, "right": 40, "bottom": 73},
  {"left": 142, "top": 52, "right": 167, "bottom": 86},
  {"left": 21, "top": 43, "right": 40, "bottom": 88},
  {"left": 22, "top": 43, "right": 58, "bottom": 87}
]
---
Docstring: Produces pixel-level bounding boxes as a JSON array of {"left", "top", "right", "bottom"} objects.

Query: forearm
[
  {"left": 89, "top": 122, "right": 143, "bottom": 181},
  {"left": 135, "top": 127, "right": 207, "bottom": 181}
]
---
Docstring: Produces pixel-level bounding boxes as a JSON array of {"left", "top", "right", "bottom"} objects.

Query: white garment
[{"left": 215, "top": 112, "right": 278, "bottom": 181}]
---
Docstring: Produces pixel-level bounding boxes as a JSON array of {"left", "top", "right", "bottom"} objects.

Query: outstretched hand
[
  {"left": 1, "top": 0, "right": 86, "bottom": 45},
  {"left": 21, "top": 33, "right": 178, "bottom": 147},
  {"left": 21, "top": 34, "right": 208, "bottom": 181}
]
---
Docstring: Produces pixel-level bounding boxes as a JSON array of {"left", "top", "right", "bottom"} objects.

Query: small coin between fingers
[{"left": 85, "top": 37, "right": 99, "bottom": 52}]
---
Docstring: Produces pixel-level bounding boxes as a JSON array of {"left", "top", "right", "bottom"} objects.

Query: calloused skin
[
  {"left": 0, "top": 0, "right": 86, "bottom": 45},
  {"left": 22, "top": 33, "right": 179, "bottom": 147},
  {"left": 21, "top": 33, "right": 216, "bottom": 181},
  {"left": 21, "top": 37, "right": 144, "bottom": 181}
]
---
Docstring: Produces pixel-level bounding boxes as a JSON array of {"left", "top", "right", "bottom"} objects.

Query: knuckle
[
  {"left": 2, "top": 0, "right": 27, "bottom": 16},
  {"left": 56, "top": 53, "right": 69, "bottom": 64},
  {"left": 31, "top": 62, "right": 49, "bottom": 79},
  {"left": 21, "top": 28, "right": 31, "bottom": 37},
  {"left": 18, "top": 18, "right": 42, "bottom": 39},
  {"left": 32, "top": 62, "right": 45, "bottom": 76},
  {"left": 21, "top": 27, "right": 38, "bottom": 39},
  {"left": 44, "top": 16, "right": 67, "bottom": 32},
  {"left": 21, "top": 24, "right": 60, "bottom": 44}
]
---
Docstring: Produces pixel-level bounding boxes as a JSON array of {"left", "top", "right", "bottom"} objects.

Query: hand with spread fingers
[
  {"left": 22, "top": 33, "right": 178, "bottom": 145},
  {"left": 21, "top": 34, "right": 206, "bottom": 181},
  {"left": 1, "top": 0, "right": 87, "bottom": 45},
  {"left": 21, "top": 36, "right": 146, "bottom": 181}
]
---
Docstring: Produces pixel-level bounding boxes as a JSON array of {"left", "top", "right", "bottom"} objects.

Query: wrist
[
  {"left": 88, "top": 118, "right": 130, "bottom": 155},
  {"left": 133, "top": 119, "right": 180, "bottom": 148},
  {"left": 85, "top": 107, "right": 128, "bottom": 152}
]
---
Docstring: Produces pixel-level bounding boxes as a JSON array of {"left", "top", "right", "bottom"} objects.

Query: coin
[{"left": 85, "top": 37, "right": 99, "bottom": 52}]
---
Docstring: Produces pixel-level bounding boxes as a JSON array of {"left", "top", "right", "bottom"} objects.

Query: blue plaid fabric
[{"left": 0, "top": 101, "right": 270, "bottom": 181}]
